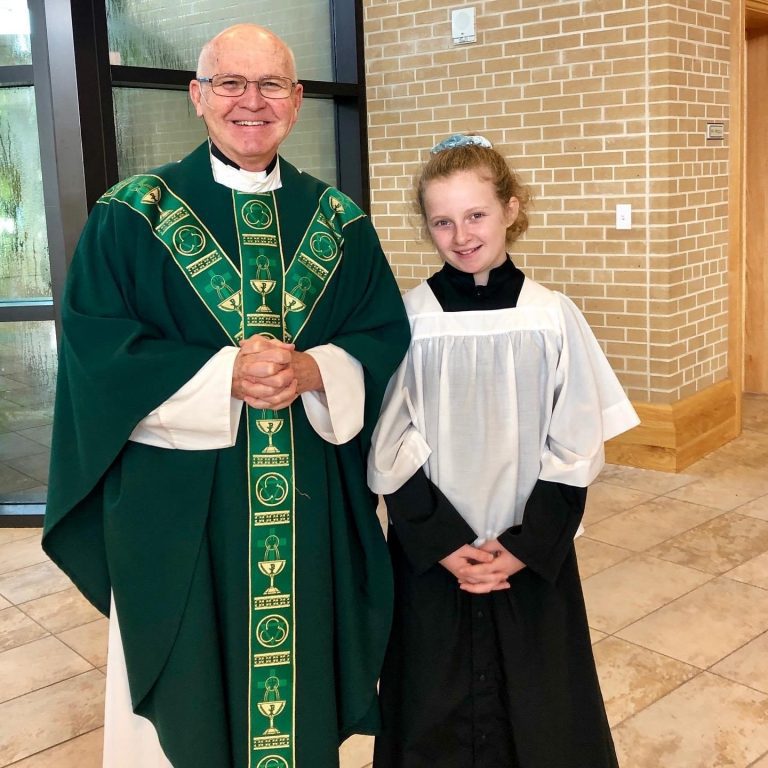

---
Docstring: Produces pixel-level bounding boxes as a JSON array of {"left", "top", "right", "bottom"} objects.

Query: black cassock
[{"left": 373, "top": 260, "right": 620, "bottom": 768}]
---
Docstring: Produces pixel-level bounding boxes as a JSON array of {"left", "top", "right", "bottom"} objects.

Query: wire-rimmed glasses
[{"left": 196, "top": 74, "right": 297, "bottom": 99}]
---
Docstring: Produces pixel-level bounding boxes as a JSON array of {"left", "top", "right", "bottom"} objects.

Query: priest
[{"left": 43, "top": 23, "right": 409, "bottom": 768}]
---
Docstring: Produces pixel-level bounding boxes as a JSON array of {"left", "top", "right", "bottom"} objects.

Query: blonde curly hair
[{"left": 416, "top": 141, "right": 532, "bottom": 244}]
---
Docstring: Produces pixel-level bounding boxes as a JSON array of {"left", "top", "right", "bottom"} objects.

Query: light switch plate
[{"left": 616, "top": 204, "right": 632, "bottom": 230}]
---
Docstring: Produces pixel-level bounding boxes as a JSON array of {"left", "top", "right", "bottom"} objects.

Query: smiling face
[
  {"left": 422, "top": 169, "right": 519, "bottom": 285},
  {"left": 189, "top": 25, "right": 303, "bottom": 172}
]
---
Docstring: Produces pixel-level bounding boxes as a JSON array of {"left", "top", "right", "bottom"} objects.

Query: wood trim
[
  {"left": 746, "top": 0, "right": 768, "bottom": 14},
  {"left": 745, "top": 31, "right": 768, "bottom": 390},
  {"left": 605, "top": 380, "right": 740, "bottom": 472},
  {"left": 728, "top": 0, "right": 746, "bottom": 424}
]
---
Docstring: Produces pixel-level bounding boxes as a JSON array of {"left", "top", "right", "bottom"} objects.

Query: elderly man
[{"left": 43, "top": 23, "right": 409, "bottom": 768}]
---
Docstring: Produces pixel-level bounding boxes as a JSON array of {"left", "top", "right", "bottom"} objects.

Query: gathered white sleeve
[
  {"left": 367, "top": 358, "right": 432, "bottom": 495},
  {"left": 301, "top": 344, "right": 365, "bottom": 445},
  {"left": 129, "top": 346, "right": 243, "bottom": 450},
  {"left": 539, "top": 295, "right": 640, "bottom": 487}
]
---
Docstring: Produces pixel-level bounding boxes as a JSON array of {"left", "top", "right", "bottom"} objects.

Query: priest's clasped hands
[
  {"left": 231, "top": 335, "right": 323, "bottom": 410},
  {"left": 440, "top": 540, "right": 527, "bottom": 593}
]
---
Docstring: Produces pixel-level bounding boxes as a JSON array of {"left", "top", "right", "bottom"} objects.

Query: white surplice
[{"left": 368, "top": 277, "right": 639, "bottom": 544}]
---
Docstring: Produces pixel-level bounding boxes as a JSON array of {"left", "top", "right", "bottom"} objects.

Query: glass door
[{"left": 0, "top": 2, "right": 56, "bottom": 509}]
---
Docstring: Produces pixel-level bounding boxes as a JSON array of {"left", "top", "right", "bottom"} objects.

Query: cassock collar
[
  {"left": 208, "top": 141, "right": 283, "bottom": 193},
  {"left": 428, "top": 257, "right": 526, "bottom": 312}
]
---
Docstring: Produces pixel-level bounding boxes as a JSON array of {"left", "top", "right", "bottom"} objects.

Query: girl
[{"left": 368, "top": 134, "right": 639, "bottom": 768}]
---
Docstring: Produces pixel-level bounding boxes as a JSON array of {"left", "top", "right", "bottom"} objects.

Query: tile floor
[{"left": 0, "top": 394, "right": 767, "bottom": 767}]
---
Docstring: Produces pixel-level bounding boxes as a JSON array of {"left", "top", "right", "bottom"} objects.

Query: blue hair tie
[{"left": 430, "top": 133, "right": 493, "bottom": 154}]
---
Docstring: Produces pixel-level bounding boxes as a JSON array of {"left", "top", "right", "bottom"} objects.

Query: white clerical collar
[{"left": 209, "top": 148, "right": 283, "bottom": 193}]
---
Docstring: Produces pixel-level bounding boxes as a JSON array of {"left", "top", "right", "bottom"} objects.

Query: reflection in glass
[
  {"left": 0, "top": 0, "right": 31, "bottom": 65},
  {"left": 281, "top": 99, "right": 337, "bottom": 188},
  {"left": 0, "top": 88, "right": 50, "bottom": 302},
  {"left": 114, "top": 89, "right": 337, "bottom": 187},
  {"left": 0, "top": 321, "right": 57, "bottom": 505},
  {"left": 106, "top": 0, "right": 333, "bottom": 81},
  {"left": 113, "top": 88, "right": 207, "bottom": 179}
]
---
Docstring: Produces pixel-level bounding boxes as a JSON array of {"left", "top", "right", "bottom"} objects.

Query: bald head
[
  {"left": 189, "top": 23, "right": 303, "bottom": 172},
  {"left": 196, "top": 24, "right": 297, "bottom": 80}
]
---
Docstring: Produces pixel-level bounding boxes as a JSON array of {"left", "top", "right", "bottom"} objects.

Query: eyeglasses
[{"left": 196, "top": 74, "right": 297, "bottom": 99}]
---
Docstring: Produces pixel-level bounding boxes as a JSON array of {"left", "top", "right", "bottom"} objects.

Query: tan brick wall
[{"left": 364, "top": 0, "right": 731, "bottom": 405}]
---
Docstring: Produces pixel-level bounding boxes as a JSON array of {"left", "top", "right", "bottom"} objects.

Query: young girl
[{"left": 368, "top": 134, "right": 639, "bottom": 768}]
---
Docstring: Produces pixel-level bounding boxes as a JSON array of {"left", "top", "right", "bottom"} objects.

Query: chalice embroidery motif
[
  {"left": 140, "top": 186, "right": 172, "bottom": 220},
  {"left": 210, "top": 273, "right": 242, "bottom": 312},
  {"left": 255, "top": 409, "right": 283, "bottom": 455},
  {"left": 257, "top": 534, "right": 286, "bottom": 596},
  {"left": 249, "top": 254, "right": 276, "bottom": 315},
  {"left": 257, "top": 675, "right": 286, "bottom": 736},
  {"left": 284, "top": 276, "right": 312, "bottom": 313},
  {"left": 325, "top": 195, "right": 345, "bottom": 231}
]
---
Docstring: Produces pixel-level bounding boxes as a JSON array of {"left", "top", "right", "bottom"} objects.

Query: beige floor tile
[
  {"left": 0, "top": 561, "right": 72, "bottom": 605},
  {"left": 575, "top": 536, "right": 632, "bottom": 579},
  {"left": 725, "top": 551, "right": 768, "bottom": 590},
  {"left": 340, "top": 734, "right": 374, "bottom": 768},
  {"left": 0, "top": 534, "right": 48, "bottom": 576},
  {"left": 683, "top": 452, "right": 737, "bottom": 479},
  {"left": 0, "top": 606, "right": 48, "bottom": 652},
  {"left": 743, "top": 393, "right": 768, "bottom": 414},
  {"left": 582, "top": 482, "right": 656, "bottom": 526},
  {"left": 708, "top": 429, "right": 768, "bottom": 470},
  {"left": 666, "top": 467, "right": 768, "bottom": 512},
  {"left": 0, "top": 635, "right": 92, "bottom": 704},
  {"left": 57, "top": 618, "right": 109, "bottom": 668},
  {"left": 0, "top": 594, "right": 9, "bottom": 610},
  {"left": 592, "top": 636, "right": 698, "bottom": 727},
  {"left": 742, "top": 393, "right": 768, "bottom": 427},
  {"left": 612, "top": 673, "right": 768, "bottom": 768},
  {"left": 6, "top": 728, "right": 103, "bottom": 768},
  {"left": 597, "top": 464, "right": 696, "bottom": 495},
  {"left": 585, "top": 497, "right": 724, "bottom": 552},
  {"left": 737, "top": 494, "right": 768, "bottom": 522},
  {"left": 750, "top": 753, "right": 768, "bottom": 768},
  {"left": 589, "top": 627, "right": 608, "bottom": 644},
  {"left": 648, "top": 512, "right": 768, "bottom": 575},
  {"left": 582, "top": 555, "right": 712, "bottom": 634},
  {"left": 0, "top": 528, "right": 41, "bottom": 546},
  {"left": 0, "top": 670, "right": 104, "bottom": 765},
  {"left": 19, "top": 587, "right": 103, "bottom": 634},
  {"left": 711, "top": 631, "right": 768, "bottom": 694},
  {"left": 616, "top": 577, "right": 768, "bottom": 669}
]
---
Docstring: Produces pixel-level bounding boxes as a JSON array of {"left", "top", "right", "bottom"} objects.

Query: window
[{"left": 0, "top": 0, "right": 368, "bottom": 521}]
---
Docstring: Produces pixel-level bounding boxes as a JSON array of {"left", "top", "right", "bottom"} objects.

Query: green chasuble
[{"left": 42, "top": 142, "right": 410, "bottom": 768}]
